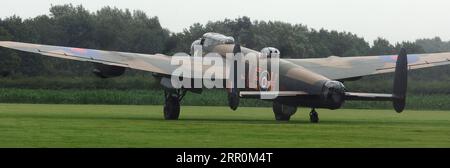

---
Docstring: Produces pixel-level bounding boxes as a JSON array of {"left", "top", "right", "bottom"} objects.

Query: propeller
[
  {"left": 344, "top": 48, "right": 408, "bottom": 113},
  {"left": 228, "top": 43, "right": 241, "bottom": 111},
  {"left": 392, "top": 48, "right": 408, "bottom": 113}
]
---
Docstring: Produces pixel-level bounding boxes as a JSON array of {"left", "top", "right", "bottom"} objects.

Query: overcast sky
[{"left": 1, "top": 0, "right": 450, "bottom": 44}]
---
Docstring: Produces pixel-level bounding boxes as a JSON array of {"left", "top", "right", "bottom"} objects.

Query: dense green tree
[
  {"left": 415, "top": 37, "right": 450, "bottom": 53},
  {"left": 0, "top": 27, "right": 21, "bottom": 76},
  {"left": 307, "top": 29, "right": 369, "bottom": 57},
  {"left": 0, "top": 4, "right": 171, "bottom": 76},
  {"left": 370, "top": 37, "right": 396, "bottom": 55},
  {"left": 395, "top": 41, "right": 425, "bottom": 54}
]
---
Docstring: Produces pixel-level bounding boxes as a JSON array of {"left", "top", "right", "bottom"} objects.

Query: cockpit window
[{"left": 202, "top": 33, "right": 235, "bottom": 48}]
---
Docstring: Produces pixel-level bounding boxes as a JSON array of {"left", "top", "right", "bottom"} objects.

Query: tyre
[
  {"left": 272, "top": 102, "right": 297, "bottom": 121},
  {"left": 309, "top": 111, "right": 319, "bottom": 123},
  {"left": 164, "top": 95, "right": 180, "bottom": 120}
]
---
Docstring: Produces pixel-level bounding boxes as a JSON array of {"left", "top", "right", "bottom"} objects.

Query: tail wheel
[
  {"left": 272, "top": 102, "right": 297, "bottom": 121},
  {"left": 309, "top": 109, "right": 319, "bottom": 123}
]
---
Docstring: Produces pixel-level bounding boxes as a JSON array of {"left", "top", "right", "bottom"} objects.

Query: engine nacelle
[
  {"left": 92, "top": 63, "right": 126, "bottom": 78},
  {"left": 321, "top": 80, "right": 346, "bottom": 109}
]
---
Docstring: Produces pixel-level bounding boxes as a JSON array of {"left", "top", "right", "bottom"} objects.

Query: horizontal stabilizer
[
  {"left": 345, "top": 92, "right": 394, "bottom": 101},
  {"left": 240, "top": 91, "right": 309, "bottom": 98}
]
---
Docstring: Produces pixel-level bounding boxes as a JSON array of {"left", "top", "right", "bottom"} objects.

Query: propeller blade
[{"left": 393, "top": 48, "right": 408, "bottom": 113}]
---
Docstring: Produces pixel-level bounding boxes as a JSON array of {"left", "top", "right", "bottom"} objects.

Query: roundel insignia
[
  {"left": 259, "top": 71, "right": 271, "bottom": 91},
  {"left": 71, "top": 48, "right": 87, "bottom": 54},
  {"left": 381, "top": 54, "right": 420, "bottom": 63}
]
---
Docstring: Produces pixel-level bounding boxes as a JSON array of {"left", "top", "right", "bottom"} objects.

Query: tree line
[{"left": 0, "top": 4, "right": 449, "bottom": 79}]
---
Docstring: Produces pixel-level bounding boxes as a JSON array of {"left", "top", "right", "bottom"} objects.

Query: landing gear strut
[
  {"left": 309, "top": 108, "right": 319, "bottom": 123},
  {"left": 228, "top": 88, "right": 239, "bottom": 111},
  {"left": 272, "top": 102, "right": 297, "bottom": 121},
  {"left": 163, "top": 89, "right": 186, "bottom": 120}
]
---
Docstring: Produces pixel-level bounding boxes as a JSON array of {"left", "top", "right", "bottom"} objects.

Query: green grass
[{"left": 0, "top": 103, "right": 449, "bottom": 147}]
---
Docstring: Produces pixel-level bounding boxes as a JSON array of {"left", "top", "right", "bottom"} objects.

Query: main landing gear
[
  {"left": 272, "top": 101, "right": 320, "bottom": 123},
  {"left": 309, "top": 108, "right": 319, "bottom": 123},
  {"left": 272, "top": 102, "right": 297, "bottom": 121},
  {"left": 163, "top": 89, "right": 186, "bottom": 120}
]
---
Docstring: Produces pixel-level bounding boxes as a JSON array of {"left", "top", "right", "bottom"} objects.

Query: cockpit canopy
[
  {"left": 202, "top": 32, "right": 235, "bottom": 47},
  {"left": 191, "top": 33, "right": 235, "bottom": 55}
]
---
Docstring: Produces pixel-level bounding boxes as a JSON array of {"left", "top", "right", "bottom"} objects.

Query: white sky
[{"left": 1, "top": 0, "right": 450, "bottom": 44}]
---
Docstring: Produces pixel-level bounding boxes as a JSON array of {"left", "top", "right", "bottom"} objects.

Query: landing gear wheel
[
  {"left": 309, "top": 108, "right": 319, "bottom": 123},
  {"left": 164, "top": 95, "right": 180, "bottom": 120},
  {"left": 228, "top": 88, "right": 239, "bottom": 111},
  {"left": 163, "top": 90, "right": 186, "bottom": 120},
  {"left": 272, "top": 102, "right": 297, "bottom": 121}
]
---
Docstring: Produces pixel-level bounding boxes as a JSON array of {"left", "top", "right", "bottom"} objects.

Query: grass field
[{"left": 0, "top": 103, "right": 449, "bottom": 147}]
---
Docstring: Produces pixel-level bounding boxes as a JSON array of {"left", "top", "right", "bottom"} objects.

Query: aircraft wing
[
  {"left": 285, "top": 52, "right": 450, "bottom": 80},
  {"left": 0, "top": 41, "right": 227, "bottom": 79}
]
